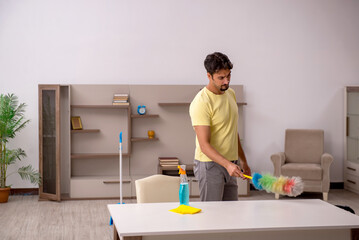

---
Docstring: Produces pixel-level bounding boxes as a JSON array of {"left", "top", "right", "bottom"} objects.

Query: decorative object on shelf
[
  {"left": 0, "top": 93, "right": 41, "bottom": 203},
  {"left": 148, "top": 130, "right": 155, "bottom": 139},
  {"left": 137, "top": 105, "right": 146, "bottom": 115},
  {"left": 113, "top": 93, "right": 129, "bottom": 106},
  {"left": 71, "top": 116, "right": 83, "bottom": 130}
]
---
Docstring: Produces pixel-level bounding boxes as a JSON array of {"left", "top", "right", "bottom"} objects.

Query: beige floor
[{"left": 1, "top": 189, "right": 359, "bottom": 240}]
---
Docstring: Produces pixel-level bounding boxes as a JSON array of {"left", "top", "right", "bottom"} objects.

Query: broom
[{"left": 243, "top": 173, "right": 304, "bottom": 197}]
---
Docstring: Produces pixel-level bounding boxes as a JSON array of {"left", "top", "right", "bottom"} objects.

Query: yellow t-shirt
[{"left": 189, "top": 87, "right": 238, "bottom": 162}]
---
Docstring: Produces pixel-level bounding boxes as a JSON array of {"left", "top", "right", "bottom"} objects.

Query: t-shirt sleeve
[
  {"left": 229, "top": 88, "right": 237, "bottom": 102},
  {"left": 189, "top": 98, "right": 211, "bottom": 126}
]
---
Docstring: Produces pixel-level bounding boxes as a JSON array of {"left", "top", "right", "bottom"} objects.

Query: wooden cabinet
[
  {"left": 38, "top": 85, "right": 70, "bottom": 201},
  {"left": 69, "top": 87, "right": 132, "bottom": 199},
  {"left": 344, "top": 86, "right": 359, "bottom": 194}
]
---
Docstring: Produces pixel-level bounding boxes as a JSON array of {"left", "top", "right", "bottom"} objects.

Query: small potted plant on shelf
[{"left": 0, "top": 93, "right": 41, "bottom": 203}]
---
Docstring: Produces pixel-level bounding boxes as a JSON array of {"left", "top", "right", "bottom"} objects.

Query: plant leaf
[{"left": 17, "top": 165, "right": 41, "bottom": 186}]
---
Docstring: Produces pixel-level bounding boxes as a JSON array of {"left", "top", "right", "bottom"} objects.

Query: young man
[{"left": 189, "top": 52, "right": 251, "bottom": 201}]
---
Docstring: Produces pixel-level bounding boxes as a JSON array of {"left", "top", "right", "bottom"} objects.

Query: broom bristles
[{"left": 251, "top": 173, "right": 304, "bottom": 197}]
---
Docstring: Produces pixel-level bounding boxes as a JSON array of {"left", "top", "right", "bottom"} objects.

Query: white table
[{"left": 108, "top": 199, "right": 359, "bottom": 240}]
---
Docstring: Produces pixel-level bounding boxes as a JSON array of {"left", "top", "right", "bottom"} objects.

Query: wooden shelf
[
  {"left": 71, "top": 105, "right": 129, "bottom": 109},
  {"left": 71, "top": 129, "right": 100, "bottom": 133},
  {"left": 103, "top": 180, "right": 131, "bottom": 184},
  {"left": 158, "top": 102, "right": 247, "bottom": 106},
  {"left": 159, "top": 164, "right": 193, "bottom": 171},
  {"left": 237, "top": 102, "right": 247, "bottom": 106},
  {"left": 131, "top": 114, "right": 159, "bottom": 118},
  {"left": 131, "top": 137, "right": 159, "bottom": 142},
  {"left": 71, "top": 153, "right": 129, "bottom": 159}
]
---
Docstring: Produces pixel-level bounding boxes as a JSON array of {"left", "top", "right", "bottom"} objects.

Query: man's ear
[{"left": 207, "top": 72, "right": 212, "bottom": 81}]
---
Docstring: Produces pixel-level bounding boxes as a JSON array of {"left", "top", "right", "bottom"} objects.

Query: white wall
[{"left": 1, "top": 0, "right": 359, "bottom": 187}]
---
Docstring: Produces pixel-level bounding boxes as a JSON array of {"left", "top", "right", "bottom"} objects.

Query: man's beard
[{"left": 220, "top": 85, "right": 229, "bottom": 91}]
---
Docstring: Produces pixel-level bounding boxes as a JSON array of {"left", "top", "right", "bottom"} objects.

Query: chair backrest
[
  {"left": 285, "top": 129, "right": 324, "bottom": 164},
  {"left": 135, "top": 174, "right": 180, "bottom": 203}
]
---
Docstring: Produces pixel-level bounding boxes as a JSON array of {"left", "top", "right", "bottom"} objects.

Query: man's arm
[
  {"left": 194, "top": 125, "right": 243, "bottom": 177},
  {"left": 238, "top": 134, "right": 251, "bottom": 176}
]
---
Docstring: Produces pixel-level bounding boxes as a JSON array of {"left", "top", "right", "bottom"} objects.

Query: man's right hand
[{"left": 225, "top": 161, "right": 244, "bottom": 178}]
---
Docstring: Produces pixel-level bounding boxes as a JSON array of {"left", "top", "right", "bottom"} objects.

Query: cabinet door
[
  {"left": 347, "top": 87, "right": 359, "bottom": 163},
  {"left": 39, "top": 85, "right": 61, "bottom": 201}
]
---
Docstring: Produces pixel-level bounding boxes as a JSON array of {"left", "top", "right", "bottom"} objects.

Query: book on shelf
[
  {"left": 159, "top": 157, "right": 179, "bottom": 160},
  {"left": 113, "top": 93, "right": 129, "bottom": 97},
  {"left": 159, "top": 158, "right": 179, "bottom": 162},
  {"left": 113, "top": 93, "right": 129, "bottom": 100},
  {"left": 159, "top": 163, "right": 179, "bottom": 167},
  {"left": 160, "top": 162, "right": 180, "bottom": 167},
  {"left": 159, "top": 160, "right": 179, "bottom": 164},
  {"left": 112, "top": 102, "right": 130, "bottom": 106},
  {"left": 159, "top": 157, "right": 179, "bottom": 166},
  {"left": 113, "top": 97, "right": 128, "bottom": 101},
  {"left": 112, "top": 94, "right": 129, "bottom": 105}
]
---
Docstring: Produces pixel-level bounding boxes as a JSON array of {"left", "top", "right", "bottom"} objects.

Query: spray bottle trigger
[{"left": 178, "top": 165, "right": 186, "bottom": 175}]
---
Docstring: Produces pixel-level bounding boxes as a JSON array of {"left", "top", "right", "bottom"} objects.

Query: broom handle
[
  {"left": 119, "top": 132, "right": 123, "bottom": 204},
  {"left": 242, "top": 174, "right": 252, "bottom": 179}
]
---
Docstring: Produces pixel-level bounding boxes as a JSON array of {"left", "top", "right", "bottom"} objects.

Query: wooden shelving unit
[
  {"left": 131, "top": 137, "right": 159, "bottom": 142},
  {"left": 39, "top": 84, "right": 246, "bottom": 200}
]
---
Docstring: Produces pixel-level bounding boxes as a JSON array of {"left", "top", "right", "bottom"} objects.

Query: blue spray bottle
[{"left": 178, "top": 165, "right": 190, "bottom": 206}]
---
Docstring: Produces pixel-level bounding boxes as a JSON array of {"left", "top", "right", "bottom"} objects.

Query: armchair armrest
[
  {"left": 271, "top": 152, "right": 286, "bottom": 177},
  {"left": 321, "top": 153, "right": 333, "bottom": 169},
  {"left": 321, "top": 153, "right": 334, "bottom": 192}
]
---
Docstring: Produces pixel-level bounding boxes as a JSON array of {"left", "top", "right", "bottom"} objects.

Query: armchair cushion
[
  {"left": 281, "top": 163, "right": 322, "bottom": 180},
  {"left": 285, "top": 129, "right": 324, "bottom": 164}
]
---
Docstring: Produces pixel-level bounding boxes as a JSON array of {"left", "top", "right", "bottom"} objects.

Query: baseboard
[
  {"left": 330, "top": 182, "right": 344, "bottom": 189},
  {"left": 8, "top": 183, "right": 344, "bottom": 196},
  {"left": 10, "top": 188, "right": 38, "bottom": 195}
]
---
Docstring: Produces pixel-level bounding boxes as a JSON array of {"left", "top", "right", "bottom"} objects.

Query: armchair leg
[
  {"left": 275, "top": 193, "right": 279, "bottom": 199},
  {"left": 323, "top": 192, "right": 328, "bottom": 201}
]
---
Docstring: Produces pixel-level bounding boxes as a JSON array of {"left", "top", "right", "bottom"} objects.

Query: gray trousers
[{"left": 194, "top": 160, "right": 238, "bottom": 201}]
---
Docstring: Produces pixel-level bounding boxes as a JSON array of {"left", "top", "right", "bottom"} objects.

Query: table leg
[
  {"left": 352, "top": 228, "right": 359, "bottom": 240},
  {"left": 113, "top": 225, "right": 142, "bottom": 240},
  {"left": 113, "top": 225, "right": 120, "bottom": 240}
]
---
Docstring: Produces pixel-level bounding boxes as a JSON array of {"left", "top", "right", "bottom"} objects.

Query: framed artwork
[{"left": 71, "top": 116, "right": 83, "bottom": 130}]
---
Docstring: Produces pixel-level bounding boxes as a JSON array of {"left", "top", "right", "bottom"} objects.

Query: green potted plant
[{"left": 0, "top": 93, "right": 41, "bottom": 203}]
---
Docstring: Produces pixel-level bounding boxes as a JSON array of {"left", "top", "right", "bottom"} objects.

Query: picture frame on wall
[{"left": 71, "top": 116, "right": 83, "bottom": 130}]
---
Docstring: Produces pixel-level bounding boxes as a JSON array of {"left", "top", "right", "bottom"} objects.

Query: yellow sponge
[{"left": 169, "top": 204, "right": 202, "bottom": 215}]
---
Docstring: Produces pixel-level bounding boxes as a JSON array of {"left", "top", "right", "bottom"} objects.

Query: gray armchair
[{"left": 271, "top": 129, "right": 333, "bottom": 201}]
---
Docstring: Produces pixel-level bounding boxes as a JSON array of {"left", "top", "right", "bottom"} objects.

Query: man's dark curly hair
[{"left": 204, "top": 52, "right": 233, "bottom": 75}]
